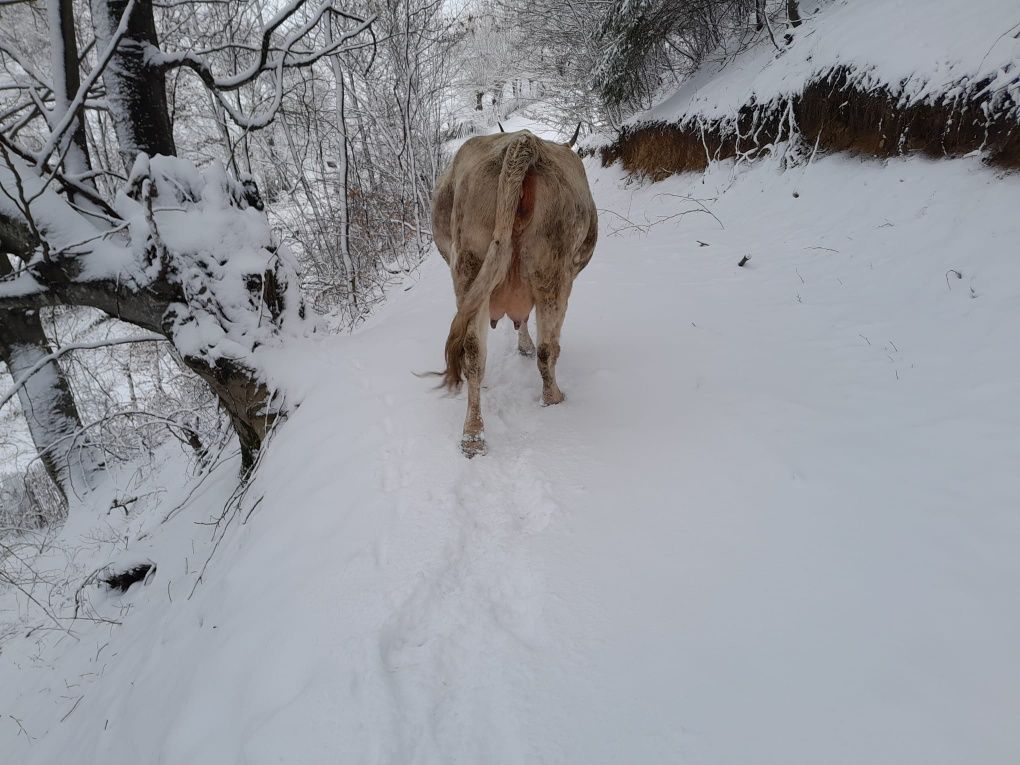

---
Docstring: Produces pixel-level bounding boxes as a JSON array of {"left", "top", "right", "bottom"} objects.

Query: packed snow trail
[{"left": 3, "top": 150, "right": 1020, "bottom": 764}]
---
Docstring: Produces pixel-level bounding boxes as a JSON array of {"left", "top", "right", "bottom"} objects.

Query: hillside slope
[
  {"left": 599, "top": 0, "right": 1020, "bottom": 177},
  {"left": 3, "top": 145, "right": 1019, "bottom": 763},
  {"left": 645, "top": 0, "right": 1020, "bottom": 125}
]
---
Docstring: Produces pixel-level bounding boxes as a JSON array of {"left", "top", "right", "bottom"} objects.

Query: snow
[
  {"left": 0, "top": 155, "right": 119, "bottom": 268},
  {"left": 645, "top": 0, "right": 1020, "bottom": 126},
  {"left": 3, "top": 145, "right": 1020, "bottom": 762},
  {"left": 4, "top": 2, "right": 1020, "bottom": 754},
  {"left": 443, "top": 106, "right": 566, "bottom": 153}
]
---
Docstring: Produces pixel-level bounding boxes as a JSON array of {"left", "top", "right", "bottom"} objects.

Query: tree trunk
[
  {"left": 787, "top": 0, "right": 802, "bottom": 28},
  {"left": 46, "top": 0, "right": 94, "bottom": 190},
  {"left": 328, "top": 19, "right": 356, "bottom": 304},
  {"left": 185, "top": 356, "right": 274, "bottom": 473},
  {"left": 92, "top": 0, "right": 268, "bottom": 469},
  {"left": 90, "top": 0, "right": 176, "bottom": 166},
  {"left": 0, "top": 252, "right": 101, "bottom": 500}
]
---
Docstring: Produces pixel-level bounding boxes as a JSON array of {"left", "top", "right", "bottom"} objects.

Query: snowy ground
[{"left": 3, "top": 148, "right": 1020, "bottom": 763}]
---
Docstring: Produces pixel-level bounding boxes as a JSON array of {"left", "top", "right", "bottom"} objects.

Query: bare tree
[
  {"left": 250, "top": 0, "right": 454, "bottom": 321},
  {"left": 1, "top": 0, "right": 376, "bottom": 476},
  {"left": 0, "top": 250, "right": 101, "bottom": 500}
]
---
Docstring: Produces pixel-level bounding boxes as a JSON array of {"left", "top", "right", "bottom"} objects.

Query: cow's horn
[
  {"left": 566, "top": 122, "right": 582, "bottom": 147},
  {"left": 498, "top": 121, "right": 506, "bottom": 133}
]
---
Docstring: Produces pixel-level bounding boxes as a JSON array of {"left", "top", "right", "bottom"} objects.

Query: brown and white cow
[{"left": 431, "top": 128, "right": 598, "bottom": 456}]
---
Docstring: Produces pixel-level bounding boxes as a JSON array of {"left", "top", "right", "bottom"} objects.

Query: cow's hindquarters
[
  {"left": 441, "top": 134, "right": 538, "bottom": 394},
  {"left": 444, "top": 134, "right": 541, "bottom": 455}
]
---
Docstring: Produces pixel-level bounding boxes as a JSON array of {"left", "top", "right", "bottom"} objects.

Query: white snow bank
[
  {"left": 644, "top": 0, "right": 1020, "bottom": 125},
  {"left": 3, "top": 149, "right": 1019, "bottom": 764}
]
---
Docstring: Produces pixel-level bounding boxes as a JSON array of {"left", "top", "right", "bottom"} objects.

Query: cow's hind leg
[
  {"left": 535, "top": 296, "right": 567, "bottom": 405},
  {"left": 517, "top": 318, "right": 536, "bottom": 357},
  {"left": 461, "top": 302, "right": 490, "bottom": 457}
]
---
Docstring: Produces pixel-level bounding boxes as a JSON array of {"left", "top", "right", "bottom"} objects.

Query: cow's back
[{"left": 433, "top": 131, "right": 597, "bottom": 275}]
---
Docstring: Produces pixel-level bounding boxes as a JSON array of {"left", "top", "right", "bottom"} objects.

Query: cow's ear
[
  {"left": 498, "top": 122, "right": 506, "bottom": 133},
  {"left": 565, "top": 122, "right": 581, "bottom": 148}
]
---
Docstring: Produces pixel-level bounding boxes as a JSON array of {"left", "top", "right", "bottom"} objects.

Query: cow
[{"left": 431, "top": 127, "right": 598, "bottom": 456}]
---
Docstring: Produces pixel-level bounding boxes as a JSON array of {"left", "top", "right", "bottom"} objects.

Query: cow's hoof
[
  {"left": 542, "top": 389, "right": 566, "bottom": 406},
  {"left": 461, "top": 434, "right": 487, "bottom": 458},
  {"left": 518, "top": 345, "right": 536, "bottom": 358}
]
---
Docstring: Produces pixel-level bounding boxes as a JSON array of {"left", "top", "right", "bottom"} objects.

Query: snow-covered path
[{"left": 4, "top": 152, "right": 1020, "bottom": 764}]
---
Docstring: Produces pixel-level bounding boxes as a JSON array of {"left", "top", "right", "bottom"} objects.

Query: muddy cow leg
[
  {"left": 535, "top": 295, "right": 567, "bottom": 405},
  {"left": 517, "top": 318, "right": 536, "bottom": 357},
  {"left": 461, "top": 300, "right": 490, "bottom": 456}
]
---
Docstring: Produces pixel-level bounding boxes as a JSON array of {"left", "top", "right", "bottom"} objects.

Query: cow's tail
[{"left": 440, "top": 134, "right": 538, "bottom": 391}]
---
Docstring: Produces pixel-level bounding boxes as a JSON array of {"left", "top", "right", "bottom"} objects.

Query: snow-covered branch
[
  {"left": 0, "top": 135, "right": 117, "bottom": 219},
  {"left": 1, "top": 146, "right": 307, "bottom": 467}
]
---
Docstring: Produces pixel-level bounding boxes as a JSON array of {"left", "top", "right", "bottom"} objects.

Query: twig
[
  {"left": 188, "top": 421, "right": 279, "bottom": 597},
  {"left": 7, "top": 715, "right": 34, "bottom": 741},
  {"left": 60, "top": 695, "right": 84, "bottom": 722}
]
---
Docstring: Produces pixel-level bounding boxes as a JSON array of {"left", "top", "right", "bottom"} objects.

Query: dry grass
[{"left": 601, "top": 66, "right": 1020, "bottom": 179}]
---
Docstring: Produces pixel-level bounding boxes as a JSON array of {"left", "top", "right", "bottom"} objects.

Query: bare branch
[
  {"left": 0, "top": 334, "right": 164, "bottom": 414},
  {"left": 153, "top": 2, "right": 376, "bottom": 130}
]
